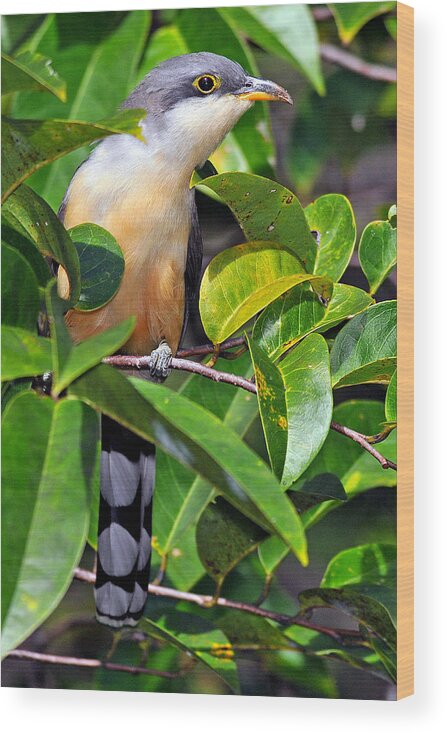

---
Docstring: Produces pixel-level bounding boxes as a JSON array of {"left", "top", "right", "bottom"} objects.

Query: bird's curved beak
[{"left": 233, "top": 76, "right": 293, "bottom": 104}]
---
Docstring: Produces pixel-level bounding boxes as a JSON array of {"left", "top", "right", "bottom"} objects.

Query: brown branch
[
  {"left": 6, "top": 648, "right": 182, "bottom": 678},
  {"left": 330, "top": 421, "right": 397, "bottom": 470},
  {"left": 73, "top": 568, "right": 363, "bottom": 646},
  {"left": 320, "top": 43, "right": 397, "bottom": 83}
]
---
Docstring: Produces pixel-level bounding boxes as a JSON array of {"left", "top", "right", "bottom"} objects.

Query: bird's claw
[{"left": 148, "top": 341, "right": 172, "bottom": 381}]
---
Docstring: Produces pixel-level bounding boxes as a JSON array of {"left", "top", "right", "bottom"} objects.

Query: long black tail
[{"left": 95, "top": 415, "right": 155, "bottom": 628}]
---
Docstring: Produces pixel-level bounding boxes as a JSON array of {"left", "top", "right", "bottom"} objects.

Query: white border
[{"left": 1, "top": 0, "right": 446, "bottom": 731}]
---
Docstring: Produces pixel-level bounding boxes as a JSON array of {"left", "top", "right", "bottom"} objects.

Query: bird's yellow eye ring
[{"left": 193, "top": 74, "right": 221, "bottom": 95}]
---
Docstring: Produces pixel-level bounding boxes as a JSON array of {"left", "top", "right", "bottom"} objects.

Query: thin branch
[
  {"left": 330, "top": 421, "right": 397, "bottom": 470},
  {"left": 177, "top": 336, "right": 246, "bottom": 359},
  {"left": 320, "top": 43, "right": 397, "bottom": 83},
  {"left": 103, "top": 351, "right": 396, "bottom": 470},
  {"left": 6, "top": 648, "right": 183, "bottom": 678},
  {"left": 74, "top": 568, "right": 363, "bottom": 646}
]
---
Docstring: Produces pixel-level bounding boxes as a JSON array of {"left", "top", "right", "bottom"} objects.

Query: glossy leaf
[
  {"left": 68, "top": 223, "right": 125, "bottom": 311},
  {"left": 284, "top": 626, "right": 388, "bottom": 683},
  {"left": 140, "top": 25, "right": 187, "bottom": 74},
  {"left": 46, "top": 282, "right": 136, "bottom": 395},
  {"left": 1, "top": 326, "right": 52, "bottom": 382},
  {"left": 196, "top": 497, "right": 267, "bottom": 587},
  {"left": 69, "top": 364, "right": 308, "bottom": 565},
  {"left": 1, "top": 217, "right": 51, "bottom": 287},
  {"left": 300, "top": 400, "right": 397, "bottom": 529},
  {"left": 298, "top": 587, "right": 396, "bottom": 680},
  {"left": 1, "top": 243, "right": 40, "bottom": 331},
  {"left": 1, "top": 391, "right": 99, "bottom": 656},
  {"left": 153, "top": 354, "right": 258, "bottom": 569},
  {"left": 218, "top": 609, "right": 296, "bottom": 650},
  {"left": 20, "top": 11, "right": 152, "bottom": 209},
  {"left": 220, "top": 4, "right": 324, "bottom": 94},
  {"left": 321, "top": 543, "right": 397, "bottom": 621},
  {"left": 177, "top": 8, "right": 274, "bottom": 177},
  {"left": 330, "top": 300, "right": 397, "bottom": 388},
  {"left": 358, "top": 219, "right": 397, "bottom": 294},
  {"left": 161, "top": 525, "right": 206, "bottom": 593},
  {"left": 199, "top": 172, "right": 317, "bottom": 269},
  {"left": 330, "top": 2, "right": 397, "bottom": 45},
  {"left": 305, "top": 194, "right": 356, "bottom": 282},
  {"left": 142, "top": 612, "right": 239, "bottom": 693},
  {"left": 253, "top": 282, "right": 373, "bottom": 362},
  {"left": 2, "top": 185, "right": 80, "bottom": 306},
  {"left": 200, "top": 241, "right": 332, "bottom": 345},
  {"left": 258, "top": 473, "right": 346, "bottom": 576},
  {"left": 2, "top": 110, "right": 145, "bottom": 203},
  {"left": 249, "top": 334, "right": 332, "bottom": 486},
  {"left": 1, "top": 50, "right": 66, "bottom": 100},
  {"left": 385, "top": 369, "right": 397, "bottom": 422}
]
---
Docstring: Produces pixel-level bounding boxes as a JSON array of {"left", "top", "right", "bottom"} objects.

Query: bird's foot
[{"left": 148, "top": 340, "right": 172, "bottom": 381}]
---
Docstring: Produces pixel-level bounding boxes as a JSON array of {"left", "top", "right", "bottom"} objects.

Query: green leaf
[
  {"left": 46, "top": 282, "right": 135, "bottom": 395},
  {"left": 19, "top": 11, "right": 152, "bottom": 210},
  {"left": 330, "top": 300, "right": 397, "bottom": 388},
  {"left": 358, "top": 219, "right": 397, "bottom": 295},
  {"left": 200, "top": 241, "right": 332, "bottom": 345},
  {"left": 385, "top": 369, "right": 397, "bottom": 422},
  {"left": 254, "top": 283, "right": 373, "bottom": 362},
  {"left": 1, "top": 110, "right": 146, "bottom": 203},
  {"left": 330, "top": 2, "right": 397, "bottom": 45},
  {"left": 1, "top": 217, "right": 51, "bottom": 287},
  {"left": 139, "top": 25, "right": 188, "bottom": 77},
  {"left": 161, "top": 525, "right": 206, "bottom": 593},
  {"left": 305, "top": 194, "right": 357, "bottom": 281},
  {"left": 297, "top": 587, "right": 396, "bottom": 681},
  {"left": 300, "top": 400, "right": 397, "bottom": 528},
  {"left": 220, "top": 5, "right": 324, "bottom": 95},
  {"left": 321, "top": 543, "right": 397, "bottom": 622},
  {"left": 249, "top": 334, "right": 332, "bottom": 487},
  {"left": 177, "top": 8, "right": 275, "bottom": 176},
  {"left": 196, "top": 497, "right": 267, "bottom": 588},
  {"left": 258, "top": 473, "right": 346, "bottom": 576},
  {"left": 153, "top": 354, "right": 258, "bottom": 573},
  {"left": 385, "top": 16, "right": 398, "bottom": 41},
  {"left": 2, "top": 185, "right": 80, "bottom": 306},
  {"left": 218, "top": 609, "right": 296, "bottom": 650},
  {"left": 69, "top": 364, "right": 308, "bottom": 565},
  {"left": 1, "top": 243, "right": 40, "bottom": 330},
  {"left": 199, "top": 172, "right": 317, "bottom": 269},
  {"left": 1, "top": 391, "right": 99, "bottom": 656},
  {"left": 142, "top": 612, "right": 239, "bottom": 693},
  {"left": 1, "top": 50, "right": 66, "bottom": 100},
  {"left": 284, "top": 626, "right": 388, "bottom": 683},
  {"left": 68, "top": 223, "right": 125, "bottom": 311},
  {"left": 1, "top": 326, "right": 52, "bottom": 382}
]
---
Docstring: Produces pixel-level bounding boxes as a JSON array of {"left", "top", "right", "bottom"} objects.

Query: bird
[{"left": 58, "top": 52, "right": 292, "bottom": 628}]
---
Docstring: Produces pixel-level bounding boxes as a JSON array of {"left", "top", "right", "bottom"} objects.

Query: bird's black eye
[{"left": 193, "top": 74, "right": 220, "bottom": 95}]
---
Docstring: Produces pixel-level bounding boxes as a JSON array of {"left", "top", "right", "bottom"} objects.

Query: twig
[
  {"left": 6, "top": 648, "right": 182, "bottom": 678},
  {"left": 73, "top": 568, "right": 363, "bottom": 646},
  {"left": 103, "top": 351, "right": 396, "bottom": 470},
  {"left": 176, "top": 336, "right": 246, "bottom": 359},
  {"left": 330, "top": 421, "right": 397, "bottom": 470},
  {"left": 320, "top": 43, "right": 397, "bottom": 83}
]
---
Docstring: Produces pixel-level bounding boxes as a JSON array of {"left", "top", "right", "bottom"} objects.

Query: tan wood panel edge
[{"left": 397, "top": 1, "right": 414, "bottom": 701}]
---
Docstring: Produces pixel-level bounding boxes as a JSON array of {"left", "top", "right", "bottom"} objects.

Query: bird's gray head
[{"left": 124, "top": 52, "right": 292, "bottom": 171}]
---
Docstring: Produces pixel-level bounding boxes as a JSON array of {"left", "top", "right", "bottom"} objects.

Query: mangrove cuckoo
[{"left": 58, "top": 52, "right": 292, "bottom": 627}]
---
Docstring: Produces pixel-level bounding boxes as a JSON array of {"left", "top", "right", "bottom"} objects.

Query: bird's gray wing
[{"left": 180, "top": 192, "right": 203, "bottom": 346}]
